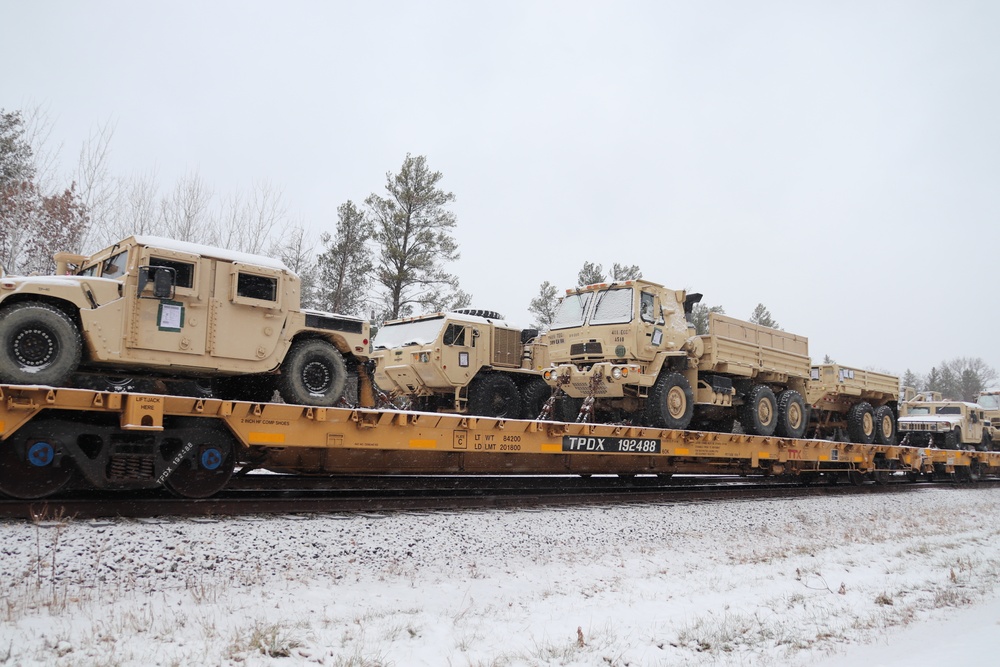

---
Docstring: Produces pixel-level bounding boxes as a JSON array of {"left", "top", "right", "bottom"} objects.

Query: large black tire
[
  {"left": 467, "top": 373, "right": 521, "bottom": 419},
  {"left": 740, "top": 384, "right": 777, "bottom": 436},
  {"left": 520, "top": 377, "right": 552, "bottom": 420},
  {"left": 553, "top": 396, "right": 584, "bottom": 422},
  {"left": 277, "top": 339, "right": 348, "bottom": 407},
  {"left": 846, "top": 402, "right": 876, "bottom": 444},
  {"left": 942, "top": 428, "right": 960, "bottom": 450},
  {"left": 873, "top": 405, "right": 896, "bottom": 445},
  {"left": 645, "top": 372, "right": 695, "bottom": 430},
  {"left": 775, "top": 390, "right": 807, "bottom": 439},
  {"left": 0, "top": 302, "right": 82, "bottom": 386}
]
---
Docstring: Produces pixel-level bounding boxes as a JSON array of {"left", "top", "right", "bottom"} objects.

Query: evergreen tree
[
  {"left": 748, "top": 303, "right": 779, "bottom": 329},
  {"left": 367, "top": 154, "right": 467, "bottom": 320},
  {"left": 528, "top": 281, "right": 559, "bottom": 330},
  {"left": 690, "top": 302, "right": 725, "bottom": 335},
  {"left": 315, "top": 201, "right": 373, "bottom": 316}
]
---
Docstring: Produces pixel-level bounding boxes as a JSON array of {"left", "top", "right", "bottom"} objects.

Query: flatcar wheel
[
  {"left": 162, "top": 432, "right": 236, "bottom": 499},
  {"left": 0, "top": 438, "right": 75, "bottom": 499}
]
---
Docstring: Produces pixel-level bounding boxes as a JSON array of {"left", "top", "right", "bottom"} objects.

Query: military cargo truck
[
  {"left": 806, "top": 364, "right": 899, "bottom": 444},
  {"left": 0, "top": 236, "right": 371, "bottom": 406},
  {"left": 897, "top": 396, "right": 994, "bottom": 450},
  {"left": 372, "top": 309, "right": 550, "bottom": 419},
  {"left": 540, "top": 279, "right": 812, "bottom": 436}
]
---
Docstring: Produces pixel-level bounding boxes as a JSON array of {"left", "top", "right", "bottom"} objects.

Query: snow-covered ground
[{"left": 2, "top": 484, "right": 999, "bottom": 666}]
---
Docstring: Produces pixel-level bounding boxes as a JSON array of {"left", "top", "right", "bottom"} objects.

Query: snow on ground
[{"left": 2, "top": 485, "right": 1000, "bottom": 666}]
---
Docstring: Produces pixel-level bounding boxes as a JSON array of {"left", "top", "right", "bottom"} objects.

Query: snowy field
[{"left": 2, "top": 484, "right": 1000, "bottom": 666}]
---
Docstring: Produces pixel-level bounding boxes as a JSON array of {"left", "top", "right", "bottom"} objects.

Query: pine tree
[
  {"left": 315, "top": 201, "right": 373, "bottom": 316},
  {"left": 367, "top": 155, "right": 468, "bottom": 320}
]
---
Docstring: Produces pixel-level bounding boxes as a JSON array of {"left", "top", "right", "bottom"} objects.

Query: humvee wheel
[
  {"left": 0, "top": 302, "right": 82, "bottom": 386},
  {"left": 161, "top": 425, "right": 236, "bottom": 499},
  {"left": 873, "top": 405, "right": 896, "bottom": 445},
  {"left": 468, "top": 374, "right": 521, "bottom": 419},
  {"left": 520, "top": 377, "right": 552, "bottom": 420},
  {"left": 776, "top": 390, "right": 807, "bottom": 439},
  {"left": 0, "top": 434, "right": 75, "bottom": 499},
  {"left": 740, "top": 384, "right": 777, "bottom": 436},
  {"left": 846, "top": 402, "right": 876, "bottom": 444},
  {"left": 646, "top": 372, "right": 694, "bottom": 430},
  {"left": 278, "top": 339, "right": 348, "bottom": 407}
]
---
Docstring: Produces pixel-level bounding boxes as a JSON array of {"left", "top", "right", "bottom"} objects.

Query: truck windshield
[
  {"left": 979, "top": 395, "right": 1000, "bottom": 410},
  {"left": 373, "top": 317, "right": 446, "bottom": 349},
  {"left": 908, "top": 407, "right": 931, "bottom": 415},
  {"left": 936, "top": 406, "right": 961, "bottom": 414},
  {"left": 550, "top": 293, "right": 593, "bottom": 330},
  {"left": 589, "top": 288, "right": 633, "bottom": 325}
]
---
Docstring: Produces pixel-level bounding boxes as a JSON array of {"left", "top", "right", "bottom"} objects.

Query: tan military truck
[
  {"left": 372, "top": 309, "right": 550, "bottom": 419},
  {"left": 0, "top": 235, "right": 370, "bottom": 406},
  {"left": 897, "top": 395, "right": 994, "bottom": 450},
  {"left": 805, "top": 364, "right": 899, "bottom": 444},
  {"left": 540, "top": 279, "right": 812, "bottom": 436}
]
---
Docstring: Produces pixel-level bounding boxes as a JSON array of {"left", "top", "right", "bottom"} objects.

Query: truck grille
[
  {"left": 900, "top": 422, "right": 939, "bottom": 432},
  {"left": 570, "top": 342, "right": 603, "bottom": 359}
]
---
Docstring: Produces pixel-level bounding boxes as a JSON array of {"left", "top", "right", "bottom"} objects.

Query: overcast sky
[{"left": 4, "top": 1, "right": 999, "bottom": 378}]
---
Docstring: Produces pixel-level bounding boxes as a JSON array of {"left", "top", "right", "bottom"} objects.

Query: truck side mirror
[{"left": 137, "top": 266, "right": 176, "bottom": 300}]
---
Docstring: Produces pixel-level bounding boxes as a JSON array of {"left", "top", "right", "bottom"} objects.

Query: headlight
[{"left": 611, "top": 367, "right": 623, "bottom": 380}]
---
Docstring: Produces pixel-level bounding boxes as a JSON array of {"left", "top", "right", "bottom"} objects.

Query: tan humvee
[
  {"left": 372, "top": 309, "right": 550, "bottom": 419},
  {"left": 0, "top": 236, "right": 370, "bottom": 406},
  {"left": 897, "top": 397, "right": 994, "bottom": 450},
  {"left": 540, "top": 279, "right": 812, "bottom": 436},
  {"left": 806, "top": 364, "right": 899, "bottom": 444}
]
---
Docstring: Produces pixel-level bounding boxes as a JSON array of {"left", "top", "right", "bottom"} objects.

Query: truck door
[
  {"left": 639, "top": 290, "right": 664, "bottom": 356},
  {"left": 440, "top": 322, "right": 479, "bottom": 385},
  {"left": 127, "top": 248, "right": 208, "bottom": 357},
  {"left": 209, "top": 262, "right": 287, "bottom": 362}
]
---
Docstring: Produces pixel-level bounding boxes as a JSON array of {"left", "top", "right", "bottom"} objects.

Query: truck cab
[{"left": 372, "top": 310, "right": 549, "bottom": 419}]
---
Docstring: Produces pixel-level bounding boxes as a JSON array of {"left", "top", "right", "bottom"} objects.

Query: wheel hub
[
  {"left": 863, "top": 413, "right": 874, "bottom": 435},
  {"left": 788, "top": 404, "right": 803, "bottom": 429},
  {"left": 12, "top": 328, "right": 56, "bottom": 367},
  {"left": 758, "top": 400, "right": 773, "bottom": 425},
  {"left": 667, "top": 387, "right": 687, "bottom": 418},
  {"left": 301, "top": 361, "right": 332, "bottom": 393}
]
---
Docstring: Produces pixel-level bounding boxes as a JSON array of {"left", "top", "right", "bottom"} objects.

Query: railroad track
[{"left": 2, "top": 474, "right": 981, "bottom": 521}]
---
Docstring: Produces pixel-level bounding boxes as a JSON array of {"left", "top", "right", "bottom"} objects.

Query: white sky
[{"left": 3, "top": 1, "right": 999, "bottom": 377}]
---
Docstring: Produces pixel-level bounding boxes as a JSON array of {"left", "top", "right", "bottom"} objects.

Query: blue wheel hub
[
  {"left": 27, "top": 441, "right": 55, "bottom": 467},
  {"left": 200, "top": 447, "right": 223, "bottom": 471}
]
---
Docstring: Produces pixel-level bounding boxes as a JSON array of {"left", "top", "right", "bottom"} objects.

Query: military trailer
[
  {"left": 540, "top": 279, "right": 812, "bottom": 436},
  {"left": 898, "top": 397, "right": 994, "bottom": 450},
  {"left": 0, "top": 236, "right": 370, "bottom": 406},
  {"left": 805, "top": 364, "right": 899, "bottom": 444},
  {"left": 372, "top": 309, "right": 550, "bottom": 419}
]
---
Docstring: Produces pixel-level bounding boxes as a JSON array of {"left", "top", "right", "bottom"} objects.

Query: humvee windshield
[
  {"left": 373, "top": 316, "right": 446, "bottom": 349},
  {"left": 908, "top": 407, "right": 931, "bottom": 415},
  {"left": 937, "top": 406, "right": 962, "bottom": 415},
  {"left": 551, "top": 292, "right": 593, "bottom": 330}
]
